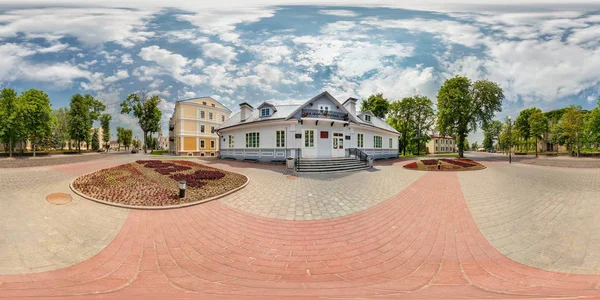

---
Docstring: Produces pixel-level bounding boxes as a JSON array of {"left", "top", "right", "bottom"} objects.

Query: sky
[{"left": 1, "top": 0, "right": 600, "bottom": 144}]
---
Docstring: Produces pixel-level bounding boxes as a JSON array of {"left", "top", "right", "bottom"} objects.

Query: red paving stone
[{"left": 3, "top": 171, "right": 600, "bottom": 299}]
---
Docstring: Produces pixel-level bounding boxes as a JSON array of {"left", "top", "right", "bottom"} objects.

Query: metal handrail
[
  {"left": 349, "top": 148, "right": 369, "bottom": 165},
  {"left": 295, "top": 148, "right": 301, "bottom": 171}
]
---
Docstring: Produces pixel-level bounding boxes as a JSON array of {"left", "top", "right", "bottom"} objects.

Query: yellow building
[
  {"left": 168, "top": 97, "right": 231, "bottom": 156},
  {"left": 426, "top": 134, "right": 456, "bottom": 154}
]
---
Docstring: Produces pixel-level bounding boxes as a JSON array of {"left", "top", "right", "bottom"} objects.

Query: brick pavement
[
  {"left": 0, "top": 152, "right": 133, "bottom": 169},
  {"left": 4, "top": 166, "right": 600, "bottom": 298},
  {"left": 202, "top": 159, "right": 424, "bottom": 220}
]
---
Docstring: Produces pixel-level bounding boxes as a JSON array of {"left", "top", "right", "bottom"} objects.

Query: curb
[{"left": 69, "top": 163, "right": 250, "bottom": 210}]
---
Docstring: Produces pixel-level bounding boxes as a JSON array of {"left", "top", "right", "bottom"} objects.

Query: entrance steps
[{"left": 296, "top": 157, "right": 370, "bottom": 173}]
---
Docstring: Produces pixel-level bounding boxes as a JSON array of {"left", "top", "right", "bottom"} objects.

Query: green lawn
[
  {"left": 150, "top": 150, "right": 168, "bottom": 155},
  {"left": 429, "top": 153, "right": 459, "bottom": 157}
]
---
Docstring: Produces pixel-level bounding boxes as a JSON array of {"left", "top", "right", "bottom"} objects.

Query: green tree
[
  {"left": 0, "top": 88, "right": 25, "bottom": 157},
  {"left": 482, "top": 120, "right": 502, "bottom": 150},
  {"left": 360, "top": 93, "right": 389, "bottom": 119},
  {"left": 515, "top": 108, "right": 535, "bottom": 151},
  {"left": 21, "top": 89, "right": 52, "bottom": 157},
  {"left": 116, "top": 127, "right": 124, "bottom": 151},
  {"left": 549, "top": 121, "right": 565, "bottom": 153},
  {"left": 528, "top": 108, "right": 548, "bottom": 157},
  {"left": 91, "top": 129, "right": 99, "bottom": 150},
  {"left": 387, "top": 97, "right": 414, "bottom": 156},
  {"left": 120, "top": 91, "right": 162, "bottom": 153},
  {"left": 99, "top": 113, "right": 111, "bottom": 151},
  {"left": 436, "top": 76, "right": 504, "bottom": 158},
  {"left": 123, "top": 129, "right": 133, "bottom": 150},
  {"left": 51, "top": 108, "right": 70, "bottom": 150},
  {"left": 562, "top": 105, "right": 584, "bottom": 157},
  {"left": 68, "top": 94, "right": 105, "bottom": 153},
  {"left": 410, "top": 96, "right": 435, "bottom": 155}
]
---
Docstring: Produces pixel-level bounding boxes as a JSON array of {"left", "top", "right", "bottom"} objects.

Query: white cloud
[
  {"left": 201, "top": 43, "right": 237, "bottom": 63},
  {"left": 137, "top": 45, "right": 207, "bottom": 85},
  {"left": 176, "top": 7, "right": 276, "bottom": 43},
  {"left": 0, "top": 7, "right": 155, "bottom": 47},
  {"left": 253, "top": 64, "right": 283, "bottom": 83},
  {"left": 568, "top": 25, "right": 600, "bottom": 46},
  {"left": 104, "top": 69, "right": 129, "bottom": 83},
  {"left": 121, "top": 53, "right": 134, "bottom": 64},
  {"left": 362, "top": 17, "right": 484, "bottom": 48},
  {"left": 37, "top": 43, "right": 69, "bottom": 53},
  {"left": 318, "top": 10, "right": 359, "bottom": 17}
]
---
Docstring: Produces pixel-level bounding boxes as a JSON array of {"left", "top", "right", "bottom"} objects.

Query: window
[
  {"left": 261, "top": 108, "right": 270, "bottom": 117},
  {"left": 245, "top": 132, "right": 260, "bottom": 148},
  {"left": 209, "top": 112, "right": 213, "bottom": 120},
  {"left": 228, "top": 135, "right": 234, "bottom": 148},
  {"left": 200, "top": 111, "right": 205, "bottom": 119},
  {"left": 200, "top": 140, "right": 205, "bottom": 148},
  {"left": 389, "top": 138, "right": 393, "bottom": 149},
  {"left": 210, "top": 140, "right": 215, "bottom": 148},
  {"left": 211, "top": 104, "right": 215, "bottom": 107},
  {"left": 304, "top": 130, "right": 314, "bottom": 147},
  {"left": 276, "top": 130, "right": 285, "bottom": 148},
  {"left": 357, "top": 133, "right": 364, "bottom": 148},
  {"left": 365, "top": 115, "right": 371, "bottom": 122},
  {"left": 318, "top": 105, "right": 330, "bottom": 113},
  {"left": 221, "top": 115, "right": 225, "bottom": 122},
  {"left": 374, "top": 136, "right": 382, "bottom": 148},
  {"left": 200, "top": 125, "right": 205, "bottom": 133},
  {"left": 202, "top": 101, "right": 207, "bottom": 105},
  {"left": 211, "top": 126, "right": 215, "bottom": 134}
]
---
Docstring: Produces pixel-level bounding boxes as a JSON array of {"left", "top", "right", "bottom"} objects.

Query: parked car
[
  {"left": 131, "top": 148, "right": 139, "bottom": 154},
  {"left": 487, "top": 148, "right": 496, "bottom": 153}
]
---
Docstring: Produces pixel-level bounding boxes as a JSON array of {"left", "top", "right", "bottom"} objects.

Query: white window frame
[
  {"left": 200, "top": 140, "right": 205, "bottom": 148},
  {"left": 318, "top": 105, "right": 330, "bottom": 113},
  {"left": 210, "top": 140, "right": 215, "bottom": 148},
  {"left": 276, "top": 130, "right": 285, "bottom": 148},
  {"left": 228, "top": 135, "right": 234, "bottom": 148},
  {"left": 357, "top": 133, "right": 364, "bottom": 148},
  {"left": 200, "top": 125, "right": 205, "bottom": 133},
  {"left": 389, "top": 138, "right": 393, "bottom": 149},
  {"left": 261, "top": 108, "right": 270, "bottom": 117},
  {"left": 209, "top": 112, "right": 213, "bottom": 120},
  {"left": 374, "top": 136, "right": 382, "bottom": 148},
  {"left": 365, "top": 115, "right": 371, "bottom": 122},
  {"left": 211, "top": 126, "right": 215, "bottom": 134},
  {"left": 245, "top": 132, "right": 260, "bottom": 148},
  {"left": 200, "top": 111, "right": 205, "bottom": 119},
  {"left": 304, "top": 130, "right": 315, "bottom": 148},
  {"left": 221, "top": 115, "right": 225, "bottom": 122}
]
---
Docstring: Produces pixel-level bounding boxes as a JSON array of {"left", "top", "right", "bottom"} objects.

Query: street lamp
[
  {"left": 508, "top": 116, "right": 512, "bottom": 164},
  {"left": 179, "top": 180, "right": 186, "bottom": 198}
]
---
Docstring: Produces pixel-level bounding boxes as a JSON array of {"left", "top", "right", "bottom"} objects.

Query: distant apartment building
[
  {"left": 426, "top": 134, "right": 455, "bottom": 154},
  {"left": 168, "top": 97, "right": 231, "bottom": 156}
]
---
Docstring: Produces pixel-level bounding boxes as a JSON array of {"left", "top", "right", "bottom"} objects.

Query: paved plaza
[{"left": 2, "top": 153, "right": 600, "bottom": 299}]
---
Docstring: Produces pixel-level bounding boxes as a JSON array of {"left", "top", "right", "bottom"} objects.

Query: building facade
[
  {"left": 426, "top": 135, "right": 455, "bottom": 154},
  {"left": 216, "top": 91, "right": 400, "bottom": 162},
  {"left": 168, "top": 97, "right": 231, "bottom": 156}
]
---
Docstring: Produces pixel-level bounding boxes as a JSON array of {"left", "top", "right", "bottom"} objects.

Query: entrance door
[
  {"left": 332, "top": 132, "right": 345, "bottom": 157},
  {"left": 302, "top": 129, "right": 317, "bottom": 158}
]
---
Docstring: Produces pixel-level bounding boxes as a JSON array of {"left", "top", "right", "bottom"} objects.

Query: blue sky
[{"left": 1, "top": 1, "right": 600, "bottom": 143}]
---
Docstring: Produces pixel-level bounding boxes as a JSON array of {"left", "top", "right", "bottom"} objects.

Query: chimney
[
  {"left": 239, "top": 102, "right": 253, "bottom": 121},
  {"left": 343, "top": 97, "right": 357, "bottom": 116}
]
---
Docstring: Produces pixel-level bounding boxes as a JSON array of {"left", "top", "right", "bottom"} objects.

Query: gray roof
[
  {"left": 218, "top": 104, "right": 301, "bottom": 130},
  {"left": 217, "top": 95, "right": 399, "bottom": 135}
]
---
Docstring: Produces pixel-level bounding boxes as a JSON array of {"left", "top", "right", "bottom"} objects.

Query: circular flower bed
[
  {"left": 403, "top": 158, "right": 485, "bottom": 171},
  {"left": 72, "top": 160, "right": 247, "bottom": 207}
]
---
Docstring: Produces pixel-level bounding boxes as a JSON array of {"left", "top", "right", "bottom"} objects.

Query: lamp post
[
  {"left": 508, "top": 116, "right": 512, "bottom": 164},
  {"left": 179, "top": 180, "right": 186, "bottom": 198}
]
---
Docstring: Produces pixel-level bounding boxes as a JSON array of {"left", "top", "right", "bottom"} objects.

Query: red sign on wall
[{"left": 320, "top": 131, "right": 329, "bottom": 138}]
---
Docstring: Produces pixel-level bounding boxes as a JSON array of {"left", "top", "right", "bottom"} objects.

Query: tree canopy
[
  {"left": 387, "top": 95, "right": 434, "bottom": 155},
  {"left": 482, "top": 120, "right": 502, "bottom": 149},
  {"left": 0, "top": 88, "right": 25, "bottom": 157},
  {"left": 121, "top": 91, "right": 162, "bottom": 153},
  {"left": 100, "top": 113, "right": 112, "bottom": 151},
  {"left": 360, "top": 93, "right": 389, "bottom": 119},
  {"left": 21, "top": 89, "right": 52, "bottom": 156},
  {"left": 528, "top": 108, "right": 548, "bottom": 157},
  {"left": 68, "top": 94, "right": 105, "bottom": 153},
  {"left": 436, "top": 76, "right": 504, "bottom": 158}
]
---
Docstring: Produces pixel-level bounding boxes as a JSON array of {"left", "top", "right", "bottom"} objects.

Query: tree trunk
[
  {"left": 535, "top": 137, "right": 538, "bottom": 157},
  {"left": 143, "top": 131, "right": 147, "bottom": 154},
  {"left": 33, "top": 142, "right": 36, "bottom": 157},
  {"left": 458, "top": 134, "right": 465, "bottom": 158},
  {"left": 9, "top": 139, "right": 12, "bottom": 158}
]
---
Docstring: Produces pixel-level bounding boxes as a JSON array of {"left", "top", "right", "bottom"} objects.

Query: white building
[{"left": 216, "top": 91, "right": 399, "bottom": 162}]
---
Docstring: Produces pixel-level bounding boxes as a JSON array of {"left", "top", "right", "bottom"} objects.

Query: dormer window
[
  {"left": 365, "top": 115, "right": 371, "bottom": 122},
  {"left": 261, "top": 108, "right": 270, "bottom": 117}
]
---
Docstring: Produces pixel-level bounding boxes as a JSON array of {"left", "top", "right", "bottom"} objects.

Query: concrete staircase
[{"left": 296, "top": 157, "right": 370, "bottom": 173}]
